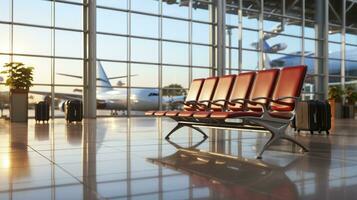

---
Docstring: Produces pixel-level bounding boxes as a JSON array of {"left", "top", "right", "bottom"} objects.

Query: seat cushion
[
  {"left": 154, "top": 111, "right": 167, "bottom": 116},
  {"left": 193, "top": 111, "right": 212, "bottom": 118},
  {"left": 165, "top": 111, "right": 180, "bottom": 117},
  {"left": 268, "top": 111, "right": 293, "bottom": 119},
  {"left": 210, "top": 111, "right": 263, "bottom": 119},
  {"left": 145, "top": 111, "right": 156, "bottom": 116},
  {"left": 270, "top": 105, "right": 293, "bottom": 112},
  {"left": 178, "top": 111, "right": 196, "bottom": 117}
]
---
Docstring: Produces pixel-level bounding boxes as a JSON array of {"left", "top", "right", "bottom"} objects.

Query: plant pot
[
  {"left": 348, "top": 104, "right": 355, "bottom": 119},
  {"left": 329, "top": 99, "right": 342, "bottom": 119},
  {"left": 335, "top": 102, "right": 342, "bottom": 119},
  {"left": 329, "top": 99, "right": 335, "bottom": 119},
  {"left": 10, "top": 89, "right": 28, "bottom": 122}
]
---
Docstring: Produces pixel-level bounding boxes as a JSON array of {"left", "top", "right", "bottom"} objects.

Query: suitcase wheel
[
  {"left": 310, "top": 131, "right": 314, "bottom": 135},
  {"left": 297, "top": 130, "right": 300, "bottom": 133},
  {"left": 326, "top": 131, "right": 330, "bottom": 135}
]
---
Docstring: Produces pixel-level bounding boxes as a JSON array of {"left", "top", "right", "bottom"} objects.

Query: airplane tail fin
[
  {"left": 262, "top": 40, "right": 272, "bottom": 69},
  {"left": 97, "top": 61, "right": 112, "bottom": 92}
]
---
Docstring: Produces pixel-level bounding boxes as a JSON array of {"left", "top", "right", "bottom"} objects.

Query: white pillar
[
  {"left": 315, "top": 0, "right": 329, "bottom": 100},
  {"left": 216, "top": 0, "right": 226, "bottom": 76},
  {"left": 84, "top": 0, "right": 97, "bottom": 118}
]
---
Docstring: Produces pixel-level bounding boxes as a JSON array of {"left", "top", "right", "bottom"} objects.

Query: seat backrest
[
  {"left": 228, "top": 72, "right": 256, "bottom": 111},
  {"left": 183, "top": 78, "right": 205, "bottom": 110},
  {"left": 197, "top": 77, "right": 219, "bottom": 110},
  {"left": 210, "top": 75, "right": 236, "bottom": 111},
  {"left": 270, "top": 65, "right": 307, "bottom": 112},
  {"left": 247, "top": 69, "right": 279, "bottom": 111}
]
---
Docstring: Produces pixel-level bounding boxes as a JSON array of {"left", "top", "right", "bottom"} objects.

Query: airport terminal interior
[{"left": 1, "top": 0, "right": 357, "bottom": 199}]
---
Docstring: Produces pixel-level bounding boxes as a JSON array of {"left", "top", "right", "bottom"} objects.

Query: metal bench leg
[
  {"left": 256, "top": 133, "right": 278, "bottom": 159},
  {"left": 188, "top": 125, "right": 208, "bottom": 139},
  {"left": 282, "top": 135, "right": 309, "bottom": 152},
  {"left": 249, "top": 118, "right": 309, "bottom": 159},
  {"left": 165, "top": 123, "right": 184, "bottom": 139}
]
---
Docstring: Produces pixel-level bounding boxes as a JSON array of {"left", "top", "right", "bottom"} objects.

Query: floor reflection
[
  {"left": 149, "top": 139, "right": 299, "bottom": 200},
  {"left": 0, "top": 118, "right": 357, "bottom": 200}
]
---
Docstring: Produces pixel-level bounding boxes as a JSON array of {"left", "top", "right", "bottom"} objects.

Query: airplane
[
  {"left": 0, "top": 61, "right": 185, "bottom": 116},
  {"left": 257, "top": 22, "right": 357, "bottom": 84}
]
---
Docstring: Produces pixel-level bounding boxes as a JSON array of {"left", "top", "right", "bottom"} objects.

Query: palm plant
[{"left": 1, "top": 62, "right": 34, "bottom": 91}]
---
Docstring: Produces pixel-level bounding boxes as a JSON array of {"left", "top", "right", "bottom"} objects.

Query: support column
[
  {"left": 209, "top": 1, "right": 216, "bottom": 76},
  {"left": 83, "top": 0, "right": 97, "bottom": 118},
  {"left": 341, "top": 0, "right": 346, "bottom": 91},
  {"left": 315, "top": 0, "right": 329, "bottom": 100},
  {"left": 216, "top": 0, "right": 226, "bottom": 76}
]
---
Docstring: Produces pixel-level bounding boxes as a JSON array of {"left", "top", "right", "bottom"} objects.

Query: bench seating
[{"left": 146, "top": 65, "right": 308, "bottom": 159}]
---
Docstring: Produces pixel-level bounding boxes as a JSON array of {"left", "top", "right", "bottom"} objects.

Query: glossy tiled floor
[{"left": 1, "top": 117, "right": 357, "bottom": 200}]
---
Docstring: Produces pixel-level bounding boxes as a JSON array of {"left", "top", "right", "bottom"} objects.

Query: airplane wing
[
  {"left": 56, "top": 73, "right": 82, "bottom": 79},
  {"left": 29, "top": 91, "right": 82, "bottom": 101}
]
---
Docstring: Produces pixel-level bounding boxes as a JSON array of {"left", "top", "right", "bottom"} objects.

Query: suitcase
[
  {"left": 35, "top": 101, "right": 50, "bottom": 123},
  {"left": 316, "top": 101, "right": 331, "bottom": 134},
  {"left": 295, "top": 100, "right": 331, "bottom": 135},
  {"left": 65, "top": 100, "right": 83, "bottom": 123}
]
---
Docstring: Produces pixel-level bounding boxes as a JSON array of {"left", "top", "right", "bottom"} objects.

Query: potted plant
[
  {"left": 1, "top": 62, "right": 34, "bottom": 122},
  {"left": 344, "top": 86, "right": 357, "bottom": 119},
  {"left": 328, "top": 86, "right": 343, "bottom": 119}
]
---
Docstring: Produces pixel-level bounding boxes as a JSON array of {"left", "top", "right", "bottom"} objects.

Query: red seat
[
  {"left": 178, "top": 111, "right": 196, "bottom": 117},
  {"left": 154, "top": 111, "right": 167, "bottom": 116},
  {"left": 175, "top": 77, "right": 219, "bottom": 117},
  {"left": 193, "top": 72, "right": 254, "bottom": 118},
  {"left": 145, "top": 110, "right": 155, "bottom": 115},
  {"left": 165, "top": 111, "right": 180, "bottom": 117},
  {"left": 246, "top": 69, "right": 279, "bottom": 112},
  {"left": 145, "top": 78, "right": 205, "bottom": 116},
  {"left": 210, "top": 111, "right": 263, "bottom": 119},
  {"left": 193, "top": 111, "right": 213, "bottom": 118},
  {"left": 269, "top": 65, "right": 307, "bottom": 112},
  {"left": 227, "top": 72, "right": 256, "bottom": 111},
  {"left": 192, "top": 75, "right": 236, "bottom": 118},
  {"left": 210, "top": 69, "right": 279, "bottom": 119}
]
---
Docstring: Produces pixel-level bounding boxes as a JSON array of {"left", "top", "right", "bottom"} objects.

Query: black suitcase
[
  {"left": 316, "top": 101, "right": 331, "bottom": 134},
  {"left": 295, "top": 100, "right": 331, "bottom": 135},
  {"left": 65, "top": 100, "right": 83, "bottom": 123},
  {"left": 35, "top": 101, "right": 50, "bottom": 123}
]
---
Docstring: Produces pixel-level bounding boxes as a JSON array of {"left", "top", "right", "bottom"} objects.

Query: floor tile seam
[
  {"left": 26, "top": 145, "right": 105, "bottom": 200},
  {"left": 0, "top": 181, "right": 87, "bottom": 194},
  {"left": 101, "top": 185, "right": 207, "bottom": 199},
  {"left": 73, "top": 168, "right": 177, "bottom": 180},
  {"left": 306, "top": 153, "right": 357, "bottom": 164},
  {"left": 74, "top": 172, "right": 184, "bottom": 186}
]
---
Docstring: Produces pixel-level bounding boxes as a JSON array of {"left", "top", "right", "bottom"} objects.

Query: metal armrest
[
  {"left": 211, "top": 99, "right": 234, "bottom": 106},
  {"left": 252, "top": 97, "right": 272, "bottom": 101},
  {"left": 230, "top": 98, "right": 247, "bottom": 106},
  {"left": 195, "top": 100, "right": 210, "bottom": 109},
  {"left": 246, "top": 101, "right": 270, "bottom": 113},
  {"left": 271, "top": 96, "right": 299, "bottom": 106},
  {"left": 274, "top": 96, "right": 299, "bottom": 101}
]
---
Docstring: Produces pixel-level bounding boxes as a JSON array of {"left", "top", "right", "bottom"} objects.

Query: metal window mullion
[
  {"left": 189, "top": 0, "right": 193, "bottom": 83},
  {"left": 10, "top": 0, "right": 13, "bottom": 62},
  {"left": 209, "top": 1, "right": 215, "bottom": 76},
  {"left": 341, "top": 0, "right": 346, "bottom": 90},
  {"left": 216, "top": 0, "right": 226, "bottom": 76},
  {"left": 238, "top": 0, "right": 243, "bottom": 72},
  {"left": 301, "top": 0, "right": 305, "bottom": 65},
  {"left": 127, "top": 0, "right": 131, "bottom": 116},
  {"left": 158, "top": 0, "right": 163, "bottom": 111},
  {"left": 51, "top": 0, "right": 56, "bottom": 118},
  {"left": 258, "top": 0, "right": 264, "bottom": 69}
]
